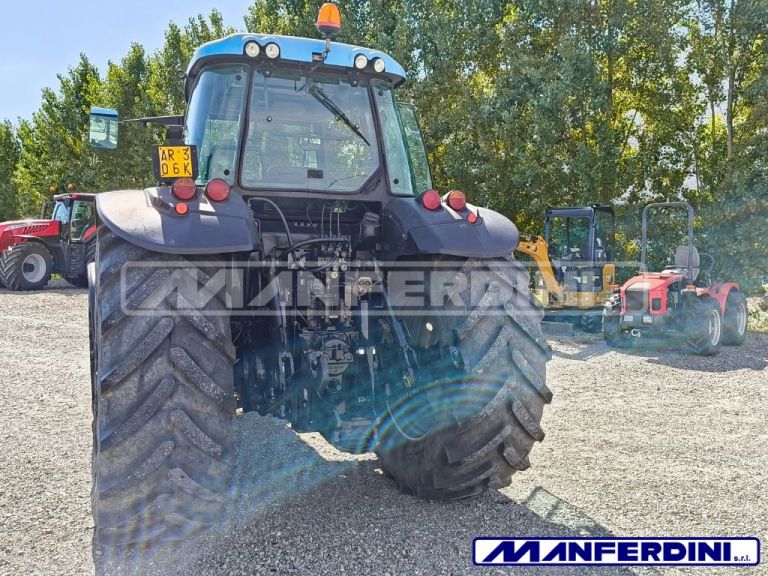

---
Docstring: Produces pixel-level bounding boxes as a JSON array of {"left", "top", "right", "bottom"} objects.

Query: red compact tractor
[
  {"left": 603, "top": 202, "right": 747, "bottom": 355},
  {"left": 0, "top": 190, "right": 96, "bottom": 290}
]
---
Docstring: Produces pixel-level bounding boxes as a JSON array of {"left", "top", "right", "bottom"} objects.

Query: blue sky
[{"left": 0, "top": 0, "right": 254, "bottom": 122}]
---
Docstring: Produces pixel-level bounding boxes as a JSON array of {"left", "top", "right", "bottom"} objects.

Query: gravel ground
[{"left": 0, "top": 283, "right": 765, "bottom": 576}]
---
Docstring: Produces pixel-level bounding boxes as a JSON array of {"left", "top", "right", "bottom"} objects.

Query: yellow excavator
[{"left": 516, "top": 205, "right": 616, "bottom": 332}]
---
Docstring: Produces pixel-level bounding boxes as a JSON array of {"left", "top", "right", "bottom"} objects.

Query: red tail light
[
  {"left": 420, "top": 189, "right": 441, "bottom": 211},
  {"left": 171, "top": 178, "right": 197, "bottom": 201},
  {"left": 205, "top": 178, "right": 231, "bottom": 202},
  {"left": 444, "top": 190, "right": 466, "bottom": 211}
]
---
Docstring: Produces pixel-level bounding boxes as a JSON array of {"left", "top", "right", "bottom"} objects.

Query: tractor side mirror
[{"left": 88, "top": 107, "right": 119, "bottom": 150}]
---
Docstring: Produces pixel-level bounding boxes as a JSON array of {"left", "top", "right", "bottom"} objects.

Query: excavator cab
[
  {"left": 545, "top": 205, "right": 614, "bottom": 268},
  {"left": 517, "top": 205, "right": 616, "bottom": 331}
]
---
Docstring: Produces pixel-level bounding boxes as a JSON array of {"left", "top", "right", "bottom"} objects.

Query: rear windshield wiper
[{"left": 308, "top": 84, "right": 371, "bottom": 147}]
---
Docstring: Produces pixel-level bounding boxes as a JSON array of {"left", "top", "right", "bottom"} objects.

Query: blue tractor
[{"left": 87, "top": 4, "right": 552, "bottom": 547}]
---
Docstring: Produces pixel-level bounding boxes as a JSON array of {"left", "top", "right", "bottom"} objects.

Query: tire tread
[
  {"left": 378, "top": 255, "right": 550, "bottom": 500},
  {"left": 92, "top": 228, "right": 234, "bottom": 548}
]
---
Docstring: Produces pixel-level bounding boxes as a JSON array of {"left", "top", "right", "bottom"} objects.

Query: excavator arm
[{"left": 516, "top": 234, "right": 564, "bottom": 303}]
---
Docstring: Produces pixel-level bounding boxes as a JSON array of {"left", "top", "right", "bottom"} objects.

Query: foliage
[
  {"left": 10, "top": 10, "right": 233, "bottom": 209},
  {"left": 0, "top": 121, "right": 19, "bottom": 221},
  {"left": 747, "top": 296, "right": 768, "bottom": 333},
  {"left": 2, "top": 1, "right": 767, "bottom": 292}
]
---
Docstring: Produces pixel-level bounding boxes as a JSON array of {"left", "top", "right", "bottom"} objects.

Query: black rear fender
[
  {"left": 383, "top": 197, "right": 519, "bottom": 259},
  {"left": 96, "top": 187, "right": 260, "bottom": 255}
]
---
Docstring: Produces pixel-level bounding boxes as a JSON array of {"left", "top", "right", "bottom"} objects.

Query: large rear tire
[
  {"left": 0, "top": 243, "right": 52, "bottom": 291},
  {"left": 687, "top": 297, "right": 722, "bottom": 355},
  {"left": 91, "top": 227, "right": 235, "bottom": 548},
  {"left": 722, "top": 291, "right": 747, "bottom": 346},
  {"left": 376, "top": 256, "right": 552, "bottom": 500}
]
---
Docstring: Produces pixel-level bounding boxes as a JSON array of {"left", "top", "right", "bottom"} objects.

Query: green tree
[
  {"left": 148, "top": 10, "right": 236, "bottom": 114},
  {"left": 0, "top": 121, "right": 20, "bottom": 221},
  {"left": 87, "top": 44, "right": 159, "bottom": 191},
  {"left": 1, "top": 1, "right": 765, "bottom": 290},
  {"left": 13, "top": 55, "right": 100, "bottom": 216}
]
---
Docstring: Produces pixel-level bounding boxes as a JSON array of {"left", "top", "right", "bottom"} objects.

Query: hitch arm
[{"left": 373, "top": 260, "right": 417, "bottom": 386}]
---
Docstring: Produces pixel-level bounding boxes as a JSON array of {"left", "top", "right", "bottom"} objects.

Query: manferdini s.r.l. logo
[{"left": 473, "top": 537, "right": 760, "bottom": 566}]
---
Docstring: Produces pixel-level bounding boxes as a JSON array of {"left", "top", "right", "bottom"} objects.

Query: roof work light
[
  {"left": 244, "top": 41, "right": 260, "bottom": 58},
  {"left": 265, "top": 43, "right": 280, "bottom": 59}
]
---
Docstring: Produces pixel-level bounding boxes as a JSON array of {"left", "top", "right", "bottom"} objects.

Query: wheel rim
[
  {"left": 708, "top": 309, "right": 721, "bottom": 346},
  {"left": 736, "top": 302, "right": 747, "bottom": 335},
  {"left": 22, "top": 253, "right": 46, "bottom": 284}
]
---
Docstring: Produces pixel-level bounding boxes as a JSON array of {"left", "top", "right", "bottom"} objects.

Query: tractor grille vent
[
  {"left": 20, "top": 225, "right": 47, "bottom": 234},
  {"left": 624, "top": 290, "right": 647, "bottom": 313}
]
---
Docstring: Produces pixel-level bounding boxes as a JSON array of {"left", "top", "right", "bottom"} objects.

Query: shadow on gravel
[
  {"left": 519, "top": 488, "right": 660, "bottom": 576},
  {"left": 0, "top": 289, "right": 85, "bottom": 297},
  {"left": 96, "top": 413, "right": 643, "bottom": 576},
  {"left": 621, "top": 333, "right": 767, "bottom": 373},
  {"left": 522, "top": 487, "right": 613, "bottom": 537},
  {"left": 550, "top": 336, "right": 610, "bottom": 362},
  {"left": 0, "top": 281, "right": 85, "bottom": 297},
  {"left": 550, "top": 331, "right": 767, "bottom": 373}
]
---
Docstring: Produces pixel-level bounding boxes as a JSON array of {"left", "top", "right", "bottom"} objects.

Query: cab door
[
  {"left": 69, "top": 200, "right": 95, "bottom": 242},
  {"left": 63, "top": 200, "right": 96, "bottom": 277},
  {"left": 51, "top": 200, "right": 72, "bottom": 239},
  {"left": 45, "top": 200, "right": 72, "bottom": 274}
]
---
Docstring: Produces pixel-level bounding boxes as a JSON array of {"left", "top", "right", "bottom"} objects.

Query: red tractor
[
  {"left": 603, "top": 202, "right": 747, "bottom": 355},
  {"left": 0, "top": 191, "right": 96, "bottom": 290}
]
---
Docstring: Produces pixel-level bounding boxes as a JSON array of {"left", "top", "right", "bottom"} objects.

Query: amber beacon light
[{"left": 316, "top": 3, "right": 342, "bottom": 37}]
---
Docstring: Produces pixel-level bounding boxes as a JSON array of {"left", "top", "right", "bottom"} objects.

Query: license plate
[
  {"left": 623, "top": 315, "right": 634, "bottom": 323},
  {"left": 153, "top": 145, "right": 197, "bottom": 180}
]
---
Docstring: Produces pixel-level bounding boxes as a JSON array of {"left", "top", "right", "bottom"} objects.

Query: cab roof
[
  {"left": 545, "top": 205, "right": 615, "bottom": 219},
  {"left": 53, "top": 193, "right": 96, "bottom": 201},
  {"left": 186, "top": 33, "right": 406, "bottom": 89}
]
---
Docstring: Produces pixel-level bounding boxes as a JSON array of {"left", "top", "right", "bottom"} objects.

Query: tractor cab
[
  {"left": 89, "top": 24, "right": 431, "bottom": 207},
  {"left": 175, "top": 24, "right": 425, "bottom": 203},
  {"left": 185, "top": 50, "right": 412, "bottom": 195},
  {"left": 46, "top": 193, "right": 97, "bottom": 242}
]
